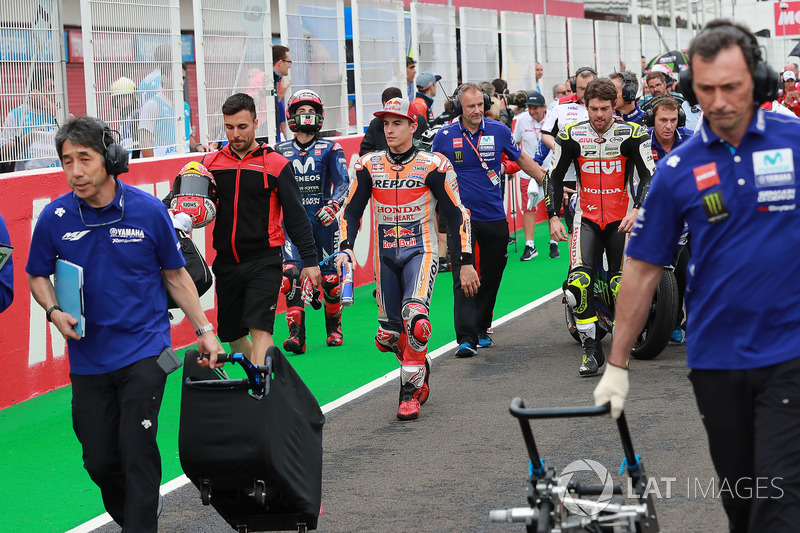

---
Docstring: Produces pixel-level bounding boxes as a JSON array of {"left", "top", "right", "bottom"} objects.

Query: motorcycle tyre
[{"left": 631, "top": 268, "right": 680, "bottom": 360}]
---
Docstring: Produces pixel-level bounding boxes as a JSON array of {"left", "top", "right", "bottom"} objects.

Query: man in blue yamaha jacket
[
  {"left": 432, "top": 83, "right": 542, "bottom": 356},
  {"left": 596, "top": 20, "right": 800, "bottom": 531},
  {"left": 26, "top": 116, "right": 223, "bottom": 532}
]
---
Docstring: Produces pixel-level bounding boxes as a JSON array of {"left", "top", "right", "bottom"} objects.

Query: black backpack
[{"left": 167, "top": 229, "right": 212, "bottom": 309}]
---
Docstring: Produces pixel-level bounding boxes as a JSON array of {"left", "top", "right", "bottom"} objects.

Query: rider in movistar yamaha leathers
[
  {"left": 275, "top": 90, "right": 350, "bottom": 353},
  {"left": 545, "top": 78, "right": 656, "bottom": 376}
]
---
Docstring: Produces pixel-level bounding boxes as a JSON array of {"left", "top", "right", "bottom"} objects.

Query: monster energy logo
[{"left": 702, "top": 191, "right": 729, "bottom": 223}]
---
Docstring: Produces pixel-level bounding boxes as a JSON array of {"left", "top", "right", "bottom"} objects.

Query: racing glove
[
  {"left": 314, "top": 200, "right": 341, "bottom": 227},
  {"left": 526, "top": 179, "right": 543, "bottom": 210},
  {"left": 169, "top": 210, "right": 193, "bottom": 234},
  {"left": 301, "top": 277, "right": 322, "bottom": 310},
  {"left": 593, "top": 364, "right": 629, "bottom": 419}
]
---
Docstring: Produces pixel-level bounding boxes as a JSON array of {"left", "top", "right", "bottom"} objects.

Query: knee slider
[
  {"left": 565, "top": 268, "right": 592, "bottom": 314},
  {"left": 609, "top": 274, "right": 621, "bottom": 302},
  {"left": 281, "top": 264, "right": 301, "bottom": 296},
  {"left": 402, "top": 301, "right": 432, "bottom": 345},
  {"left": 321, "top": 273, "right": 341, "bottom": 302}
]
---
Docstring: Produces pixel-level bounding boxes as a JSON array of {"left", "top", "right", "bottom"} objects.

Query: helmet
[
  {"left": 287, "top": 89, "right": 324, "bottom": 133},
  {"left": 110, "top": 76, "right": 136, "bottom": 98},
  {"left": 170, "top": 161, "right": 218, "bottom": 228}
]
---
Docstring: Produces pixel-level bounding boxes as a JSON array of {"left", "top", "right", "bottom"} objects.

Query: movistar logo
[{"left": 764, "top": 152, "right": 783, "bottom": 166}]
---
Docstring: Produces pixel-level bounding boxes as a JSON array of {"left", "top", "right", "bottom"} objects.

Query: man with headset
[
  {"left": 432, "top": 83, "right": 542, "bottom": 356},
  {"left": 26, "top": 116, "right": 224, "bottom": 531},
  {"left": 595, "top": 20, "right": 800, "bottom": 531},
  {"left": 541, "top": 66, "right": 597, "bottom": 150},
  {"left": 609, "top": 71, "right": 645, "bottom": 125}
]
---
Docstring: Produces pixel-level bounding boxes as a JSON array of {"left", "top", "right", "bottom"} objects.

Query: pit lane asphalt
[{"left": 93, "top": 295, "right": 726, "bottom": 533}]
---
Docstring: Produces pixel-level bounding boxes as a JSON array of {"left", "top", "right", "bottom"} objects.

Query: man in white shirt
[{"left": 512, "top": 92, "right": 558, "bottom": 260}]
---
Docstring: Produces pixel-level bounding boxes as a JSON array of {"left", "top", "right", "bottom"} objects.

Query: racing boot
[
  {"left": 325, "top": 316, "right": 344, "bottom": 347},
  {"left": 397, "top": 364, "right": 426, "bottom": 420},
  {"left": 414, "top": 356, "right": 431, "bottom": 405},
  {"left": 579, "top": 336, "right": 603, "bottom": 376},
  {"left": 283, "top": 306, "right": 306, "bottom": 355}
]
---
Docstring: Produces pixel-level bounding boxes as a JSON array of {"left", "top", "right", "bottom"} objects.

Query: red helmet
[
  {"left": 170, "top": 161, "right": 218, "bottom": 228},
  {"left": 287, "top": 89, "right": 324, "bottom": 133}
]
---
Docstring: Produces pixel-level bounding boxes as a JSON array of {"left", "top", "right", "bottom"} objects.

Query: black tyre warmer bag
[
  {"left": 178, "top": 345, "right": 325, "bottom": 526},
  {"left": 167, "top": 229, "right": 212, "bottom": 309}
]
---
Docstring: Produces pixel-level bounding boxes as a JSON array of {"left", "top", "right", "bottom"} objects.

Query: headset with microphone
[
  {"left": 92, "top": 117, "right": 129, "bottom": 176},
  {"left": 447, "top": 82, "right": 492, "bottom": 117},
  {"left": 678, "top": 22, "right": 779, "bottom": 106}
]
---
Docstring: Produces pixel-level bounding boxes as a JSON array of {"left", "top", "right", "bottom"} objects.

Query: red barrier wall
[{"left": 0, "top": 133, "right": 531, "bottom": 409}]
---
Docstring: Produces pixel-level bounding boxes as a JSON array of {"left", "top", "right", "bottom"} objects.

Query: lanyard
[{"left": 461, "top": 130, "right": 491, "bottom": 172}]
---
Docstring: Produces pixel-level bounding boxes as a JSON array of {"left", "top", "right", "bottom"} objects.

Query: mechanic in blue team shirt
[
  {"left": 595, "top": 20, "right": 800, "bottom": 531},
  {"left": 26, "top": 116, "right": 223, "bottom": 532},
  {"left": 432, "top": 83, "right": 542, "bottom": 356},
  {"left": 275, "top": 89, "right": 350, "bottom": 353},
  {"left": 645, "top": 95, "right": 694, "bottom": 344}
]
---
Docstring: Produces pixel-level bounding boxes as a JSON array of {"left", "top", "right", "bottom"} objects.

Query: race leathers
[
  {"left": 545, "top": 119, "right": 656, "bottom": 324},
  {"left": 340, "top": 148, "right": 472, "bottom": 373},
  {"left": 274, "top": 136, "right": 350, "bottom": 346}
]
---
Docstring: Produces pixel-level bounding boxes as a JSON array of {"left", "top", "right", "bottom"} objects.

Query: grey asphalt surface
[{"left": 94, "top": 295, "right": 727, "bottom": 532}]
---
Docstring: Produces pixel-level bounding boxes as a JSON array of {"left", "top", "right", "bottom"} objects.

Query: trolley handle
[
  {"left": 509, "top": 398, "right": 611, "bottom": 419},
  {"left": 187, "top": 349, "right": 273, "bottom": 398},
  {"left": 509, "top": 399, "right": 640, "bottom": 475}
]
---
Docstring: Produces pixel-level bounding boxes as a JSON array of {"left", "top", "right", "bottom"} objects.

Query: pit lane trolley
[
  {"left": 490, "top": 399, "right": 660, "bottom": 533},
  {"left": 179, "top": 347, "right": 324, "bottom": 532}
]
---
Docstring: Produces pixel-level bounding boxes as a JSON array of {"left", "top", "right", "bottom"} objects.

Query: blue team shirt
[
  {"left": 432, "top": 117, "right": 521, "bottom": 221},
  {"left": 648, "top": 126, "right": 693, "bottom": 162},
  {"left": 26, "top": 181, "right": 185, "bottom": 375},
  {"left": 628, "top": 107, "right": 800, "bottom": 370}
]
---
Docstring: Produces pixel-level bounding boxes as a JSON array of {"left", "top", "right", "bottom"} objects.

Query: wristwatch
[
  {"left": 195, "top": 324, "right": 214, "bottom": 336},
  {"left": 46, "top": 305, "right": 62, "bottom": 322}
]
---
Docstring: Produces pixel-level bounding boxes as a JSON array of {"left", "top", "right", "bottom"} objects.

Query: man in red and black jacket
[{"left": 203, "top": 93, "right": 320, "bottom": 365}]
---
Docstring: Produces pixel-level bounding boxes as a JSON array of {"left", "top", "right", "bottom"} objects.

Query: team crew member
[
  {"left": 595, "top": 20, "right": 800, "bottom": 531},
  {"left": 275, "top": 90, "right": 350, "bottom": 353},
  {"left": 337, "top": 98, "right": 478, "bottom": 420},
  {"left": 609, "top": 71, "right": 645, "bottom": 125},
  {"left": 511, "top": 91, "right": 559, "bottom": 260},
  {"left": 546, "top": 78, "right": 655, "bottom": 376},
  {"left": 26, "top": 116, "right": 224, "bottom": 532},
  {"left": 204, "top": 93, "right": 321, "bottom": 366},
  {"left": 646, "top": 96, "right": 694, "bottom": 343},
  {"left": 541, "top": 67, "right": 597, "bottom": 150},
  {"left": 432, "top": 83, "right": 543, "bottom": 356},
  {"left": 413, "top": 71, "right": 441, "bottom": 124},
  {"left": 0, "top": 213, "right": 11, "bottom": 312}
]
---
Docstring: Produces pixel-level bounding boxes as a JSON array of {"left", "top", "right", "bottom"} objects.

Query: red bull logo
[
  {"left": 384, "top": 225, "right": 415, "bottom": 239},
  {"left": 385, "top": 99, "right": 402, "bottom": 111}
]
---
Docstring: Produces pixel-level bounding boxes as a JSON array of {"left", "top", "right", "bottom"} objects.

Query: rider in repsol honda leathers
[
  {"left": 545, "top": 78, "right": 656, "bottom": 376},
  {"left": 336, "top": 98, "right": 478, "bottom": 421},
  {"left": 274, "top": 90, "right": 350, "bottom": 353}
]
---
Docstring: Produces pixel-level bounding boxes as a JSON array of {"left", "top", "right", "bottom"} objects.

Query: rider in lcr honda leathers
[
  {"left": 274, "top": 89, "right": 350, "bottom": 353},
  {"left": 545, "top": 106, "right": 656, "bottom": 376}
]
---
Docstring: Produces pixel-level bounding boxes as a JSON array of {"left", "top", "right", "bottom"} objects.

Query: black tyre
[
  {"left": 200, "top": 482, "right": 211, "bottom": 506},
  {"left": 631, "top": 268, "right": 680, "bottom": 360},
  {"left": 564, "top": 302, "right": 608, "bottom": 344}
]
